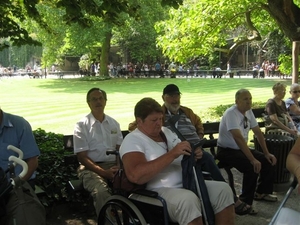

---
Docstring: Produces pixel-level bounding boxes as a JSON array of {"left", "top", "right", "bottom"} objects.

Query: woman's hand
[
  {"left": 289, "top": 128, "right": 298, "bottom": 136},
  {"left": 171, "top": 141, "right": 192, "bottom": 158},
  {"left": 194, "top": 147, "right": 203, "bottom": 161}
]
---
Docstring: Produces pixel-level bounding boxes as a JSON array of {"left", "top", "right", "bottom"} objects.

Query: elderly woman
[
  {"left": 265, "top": 82, "right": 298, "bottom": 136},
  {"left": 285, "top": 83, "right": 300, "bottom": 132},
  {"left": 119, "top": 97, "right": 235, "bottom": 225}
]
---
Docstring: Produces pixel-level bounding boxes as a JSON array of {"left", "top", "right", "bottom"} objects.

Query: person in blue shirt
[{"left": 0, "top": 108, "right": 40, "bottom": 189}]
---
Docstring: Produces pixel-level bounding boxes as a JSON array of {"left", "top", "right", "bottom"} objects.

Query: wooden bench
[
  {"left": 202, "top": 107, "right": 266, "bottom": 196},
  {"left": 202, "top": 121, "right": 237, "bottom": 195}
]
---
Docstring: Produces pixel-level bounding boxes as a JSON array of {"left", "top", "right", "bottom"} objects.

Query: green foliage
[
  {"left": 33, "top": 128, "right": 82, "bottom": 206},
  {"left": 278, "top": 54, "right": 293, "bottom": 75},
  {"left": 206, "top": 101, "right": 266, "bottom": 120},
  {"left": 0, "top": 45, "right": 42, "bottom": 68}
]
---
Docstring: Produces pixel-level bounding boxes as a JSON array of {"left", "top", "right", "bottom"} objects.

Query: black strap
[
  {"left": 159, "top": 131, "right": 168, "bottom": 151},
  {"left": 167, "top": 115, "right": 215, "bottom": 225}
]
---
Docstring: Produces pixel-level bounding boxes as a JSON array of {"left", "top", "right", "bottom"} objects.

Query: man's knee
[{"left": 201, "top": 151, "right": 215, "bottom": 162}]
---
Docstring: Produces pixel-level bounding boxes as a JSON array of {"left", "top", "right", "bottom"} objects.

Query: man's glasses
[
  {"left": 89, "top": 97, "right": 105, "bottom": 102},
  {"left": 243, "top": 116, "right": 248, "bottom": 129},
  {"left": 293, "top": 90, "right": 300, "bottom": 94}
]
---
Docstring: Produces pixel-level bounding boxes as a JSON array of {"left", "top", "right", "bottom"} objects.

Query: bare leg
[
  {"left": 188, "top": 216, "right": 203, "bottom": 225},
  {"left": 215, "top": 205, "right": 235, "bottom": 225}
]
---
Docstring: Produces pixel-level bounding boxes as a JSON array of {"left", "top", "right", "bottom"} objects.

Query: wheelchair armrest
[
  {"left": 132, "top": 189, "right": 158, "bottom": 198},
  {"left": 202, "top": 171, "right": 213, "bottom": 180},
  {"left": 106, "top": 150, "right": 119, "bottom": 155}
]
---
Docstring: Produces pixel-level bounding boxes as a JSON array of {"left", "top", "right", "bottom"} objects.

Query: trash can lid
[{"left": 264, "top": 134, "right": 294, "bottom": 142}]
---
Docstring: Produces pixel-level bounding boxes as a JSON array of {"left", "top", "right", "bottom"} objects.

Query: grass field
[{"left": 0, "top": 76, "right": 292, "bottom": 134}]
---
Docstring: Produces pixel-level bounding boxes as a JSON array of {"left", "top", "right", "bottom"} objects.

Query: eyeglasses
[
  {"left": 89, "top": 97, "right": 105, "bottom": 102},
  {"left": 243, "top": 116, "right": 248, "bottom": 129},
  {"left": 293, "top": 90, "right": 300, "bottom": 94}
]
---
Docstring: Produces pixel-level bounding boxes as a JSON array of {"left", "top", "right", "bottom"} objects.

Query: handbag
[{"left": 112, "top": 168, "right": 146, "bottom": 193}]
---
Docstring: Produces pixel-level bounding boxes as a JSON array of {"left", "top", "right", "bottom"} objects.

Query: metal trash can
[{"left": 254, "top": 134, "right": 296, "bottom": 184}]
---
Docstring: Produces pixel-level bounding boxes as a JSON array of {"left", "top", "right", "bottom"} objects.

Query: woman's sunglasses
[{"left": 292, "top": 90, "right": 300, "bottom": 94}]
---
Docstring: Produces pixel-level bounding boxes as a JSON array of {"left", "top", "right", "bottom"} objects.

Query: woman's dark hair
[
  {"left": 86, "top": 87, "right": 107, "bottom": 102},
  {"left": 134, "top": 98, "right": 163, "bottom": 120}
]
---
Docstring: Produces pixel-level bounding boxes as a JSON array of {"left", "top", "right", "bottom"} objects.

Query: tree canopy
[
  {"left": 155, "top": 0, "right": 300, "bottom": 64},
  {"left": 0, "top": 0, "right": 182, "bottom": 50}
]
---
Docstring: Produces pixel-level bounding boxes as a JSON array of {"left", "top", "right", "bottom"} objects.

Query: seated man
[
  {"left": 120, "top": 97, "right": 235, "bottom": 225},
  {"left": 161, "top": 84, "right": 225, "bottom": 182},
  {"left": 73, "top": 88, "right": 123, "bottom": 216},
  {"left": 0, "top": 108, "right": 40, "bottom": 189},
  {"left": 217, "top": 89, "right": 277, "bottom": 213},
  {"left": 0, "top": 107, "right": 46, "bottom": 225}
]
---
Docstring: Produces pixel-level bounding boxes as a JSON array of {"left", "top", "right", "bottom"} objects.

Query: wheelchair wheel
[{"left": 98, "top": 195, "right": 147, "bottom": 225}]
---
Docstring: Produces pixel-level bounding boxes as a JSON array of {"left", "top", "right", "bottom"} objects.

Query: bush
[
  {"left": 33, "top": 129, "right": 82, "bottom": 206},
  {"left": 201, "top": 101, "right": 266, "bottom": 122}
]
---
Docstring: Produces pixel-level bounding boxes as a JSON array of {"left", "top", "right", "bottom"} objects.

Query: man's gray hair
[
  {"left": 290, "top": 83, "right": 300, "bottom": 91},
  {"left": 235, "top": 89, "right": 250, "bottom": 100}
]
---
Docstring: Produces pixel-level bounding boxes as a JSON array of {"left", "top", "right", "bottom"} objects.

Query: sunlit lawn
[{"left": 0, "top": 75, "right": 292, "bottom": 135}]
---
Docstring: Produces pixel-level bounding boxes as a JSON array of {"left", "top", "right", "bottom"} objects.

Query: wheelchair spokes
[{"left": 98, "top": 197, "right": 147, "bottom": 225}]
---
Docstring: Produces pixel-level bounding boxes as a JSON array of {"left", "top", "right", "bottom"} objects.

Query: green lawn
[{"left": 0, "top": 76, "right": 292, "bottom": 134}]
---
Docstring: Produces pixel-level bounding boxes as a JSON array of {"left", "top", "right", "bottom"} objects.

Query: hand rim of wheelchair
[{"left": 98, "top": 195, "right": 147, "bottom": 225}]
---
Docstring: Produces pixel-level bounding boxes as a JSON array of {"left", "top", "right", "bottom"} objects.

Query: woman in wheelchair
[{"left": 119, "top": 98, "right": 235, "bottom": 225}]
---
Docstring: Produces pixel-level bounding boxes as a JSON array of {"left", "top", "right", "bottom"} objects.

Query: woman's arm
[
  {"left": 288, "top": 104, "right": 300, "bottom": 115},
  {"left": 122, "top": 141, "right": 191, "bottom": 184},
  {"left": 269, "top": 113, "right": 296, "bottom": 134}
]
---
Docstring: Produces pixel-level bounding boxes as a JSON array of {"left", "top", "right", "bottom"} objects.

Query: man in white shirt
[
  {"left": 217, "top": 89, "right": 277, "bottom": 213},
  {"left": 73, "top": 88, "right": 123, "bottom": 216}
]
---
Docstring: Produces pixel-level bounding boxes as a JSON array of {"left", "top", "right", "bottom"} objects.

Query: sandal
[
  {"left": 235, "top": 202, "right": 252, "bottom": 215},
  {"left": 254, "top": 193, "right": 278, "bottom": 202},
  {"left": 248, "top": 207, "right": 258, "bottom": 215}
]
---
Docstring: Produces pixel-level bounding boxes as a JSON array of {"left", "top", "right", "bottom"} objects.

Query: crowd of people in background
[
  {"left": 80, "top": 61, "right": 202, "bottom": 78},
  {"left": 251, "top": 60, "right": 281, "bottom": 78}
]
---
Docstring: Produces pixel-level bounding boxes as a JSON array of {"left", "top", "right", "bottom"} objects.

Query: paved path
[{"left": 46, "top": 168, "right": 299, "bottom": 225}]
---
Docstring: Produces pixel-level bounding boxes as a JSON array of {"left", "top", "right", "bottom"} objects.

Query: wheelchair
[
  {"left": 97, "top": 188, "right": 176, "bottom": 225},
  {"left": 98, "top": 137, "right": 213, "bottom": 225},
  {"left": 98, "top": 150, "right": 177, "bottom": 225}
]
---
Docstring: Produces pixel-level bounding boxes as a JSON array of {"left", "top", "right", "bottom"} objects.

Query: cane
[{"left": 167, "top": 115, "right": 215, "bottom": 225}]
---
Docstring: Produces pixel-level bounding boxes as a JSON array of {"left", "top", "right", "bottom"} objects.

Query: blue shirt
[{"left": 0, "top": 111, "right": 40, "bottom": 180}]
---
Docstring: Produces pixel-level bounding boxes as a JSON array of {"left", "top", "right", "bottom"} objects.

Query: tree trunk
[
  {"left": 292, "top": 41, "right": 300, "bottom": 83},
  {"left": 267, "top": 0, "right": 300, "bottom": 82},
  {"left": 100, "top": 25, "right": 112, "bottom": 77}
]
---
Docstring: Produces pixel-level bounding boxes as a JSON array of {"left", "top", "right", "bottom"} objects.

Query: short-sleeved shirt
[
  {"left": 73, "top": 113, "right": 123, "bottom": 162},
  {"left": 119, "top": 127, "right": 182, "bottom": 190},
  {"left": 0, "top": 111, "right": 40, "bottom": 179},
  {"left": 217, "top": 105, "right": 258, "bottom": 150},
  {"left": 164, "top": 109, "right": 200, "bottom": 144},
  {"left": 285, "top": 98, "right": 300, "bottom": 122},
  {"left": 266, "top": 98, "right": 287, "bottom": 116}
]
